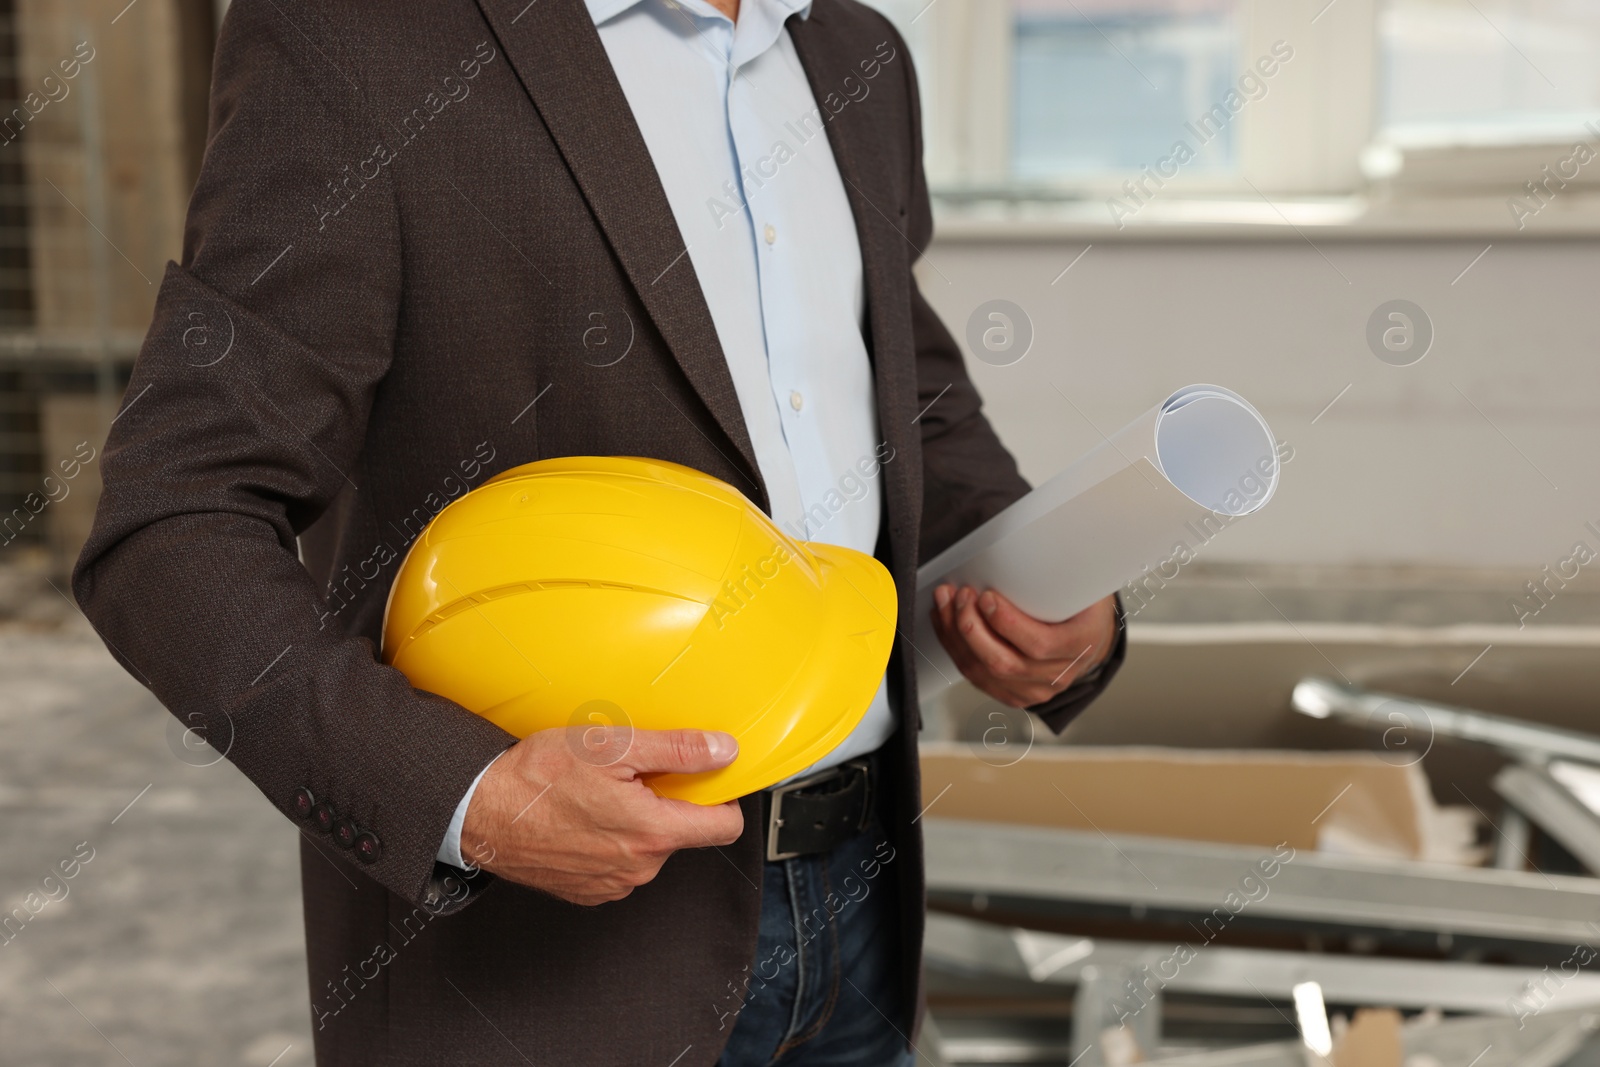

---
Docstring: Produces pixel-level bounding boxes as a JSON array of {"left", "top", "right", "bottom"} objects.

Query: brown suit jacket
[{"left": 73, "top": 0, "right": 1124, "bottom": 1063}]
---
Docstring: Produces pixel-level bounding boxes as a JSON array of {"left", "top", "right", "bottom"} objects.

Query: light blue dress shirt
[{"left": 440, "top": 0, "right": 895, "bottom": 868}]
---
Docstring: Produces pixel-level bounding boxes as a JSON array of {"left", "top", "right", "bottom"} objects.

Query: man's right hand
[{"left": 459, "top": 726, "right": 745, "bottom": 906}]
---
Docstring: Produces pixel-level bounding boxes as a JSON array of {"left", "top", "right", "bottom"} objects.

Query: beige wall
[{"left": 920, "top": 234, "right": 1600, "bottom": 571}]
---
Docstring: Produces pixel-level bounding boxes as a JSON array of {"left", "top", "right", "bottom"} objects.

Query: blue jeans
[{"left": 715, "top": 817, "right": 915, "bottom": 1067}]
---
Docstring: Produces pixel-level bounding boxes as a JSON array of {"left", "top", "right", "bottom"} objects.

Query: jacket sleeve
[
  {"left": 71, "top": 0, "right": 514, "bottom": 911},
  {"left": 894, "top": 30, "right": 1126, "bottom": 735}
]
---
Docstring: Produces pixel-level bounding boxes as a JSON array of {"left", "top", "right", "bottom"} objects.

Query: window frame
[
  {"left": 910, "top": 0, "right": 1378, "bottom": 195},
  {"left": 894, "top": 0, "right": 1600, "bottom": 235}
]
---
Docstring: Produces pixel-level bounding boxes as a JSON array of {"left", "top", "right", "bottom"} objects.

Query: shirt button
[
  {"left": 764, "top": 224, "right": 777, "bottom": 245},
  {"left": 789, "top": 390, "right": 804, "bottom": 412}
]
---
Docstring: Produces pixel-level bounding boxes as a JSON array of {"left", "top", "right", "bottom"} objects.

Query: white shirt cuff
[{"left": 437, "top": 753, "right": 503, "bottom": 870}]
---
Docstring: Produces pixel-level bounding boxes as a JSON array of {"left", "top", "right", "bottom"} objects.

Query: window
[
  {"left": 864, "top": 0, "right": 1600, "bottom": 226},
  {"left": 867, "top": 0, "right": 1373, "bottom": 202},
  {"left": 1365, "top": 0, "right": 1600, "bottom": 198},
  {"left": 1012, "top": 0, "right": 1239, "bottom": 182},
  {"left": 1381, "top": 0, "right": 1600, "bottom": 136}
]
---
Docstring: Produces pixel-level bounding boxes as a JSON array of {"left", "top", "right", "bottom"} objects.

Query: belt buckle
[{"left": 765, "top": 759, "right": 871, "bottom": 862}]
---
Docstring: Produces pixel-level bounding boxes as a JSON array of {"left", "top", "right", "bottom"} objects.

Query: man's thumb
[{"left": 618, "top": 729, "right": 739, "bottom": 776}]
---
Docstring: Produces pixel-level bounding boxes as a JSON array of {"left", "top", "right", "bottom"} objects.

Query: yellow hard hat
[{"left": 381, "top": 456, "right": 897, "bottom": 805}]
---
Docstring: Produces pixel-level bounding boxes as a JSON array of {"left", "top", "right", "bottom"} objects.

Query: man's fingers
[
  {"left": 567, "top": 888, "right": 634, "bottom": 908},
  {"left": 614, "top": 728, "right": 739, "bottom": 776},
  {"left": 930, "top": 584, "right": 961, "bottom": 656},
  {"left": 933, "top": 585, "right": 1026, "bottom": 701},
  {"left": 969, "top": 589, "right": 1112, "bottom": 674},
  {"left": 932, "top": 585, "right": 1090, "bottom": 708},
  {"left": 656, "top": 797, "right": 746, "bottom": 849},
  {"left": 977, "top": 589, "right": 1067, "bottom": 661},
  {"left": 953, "top": 587, "right": 1029, "bottom": 679}
]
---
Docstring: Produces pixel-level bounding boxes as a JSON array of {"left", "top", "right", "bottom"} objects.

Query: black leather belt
[{"left": 762, "top": 757, "right": 874, "bottom": 862}]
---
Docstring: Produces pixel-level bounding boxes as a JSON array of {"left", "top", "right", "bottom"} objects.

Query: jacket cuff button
[
  {"left": 291, "top": 788, "right": 315, "bottom": 820},
  {"left": 332, "top": 818, "right": 359, "bottom": 849},
  {"left": 354, "top": 831, "right": 382, "bottom": 864},
  {"left": 311, "top": 801, "right": 336, "bottom": 833}
]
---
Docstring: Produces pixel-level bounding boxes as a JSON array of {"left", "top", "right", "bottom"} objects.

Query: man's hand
[
  {"left": 460, "top": 727, "right": 745, "bottom": 906},
  {"left": 931, "top": 586, "right": 1118, "bottom": 709}
]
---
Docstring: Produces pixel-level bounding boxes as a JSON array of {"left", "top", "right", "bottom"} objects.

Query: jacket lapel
[{"left": 472, "top": 0, "right": 765, "bottom": 502}]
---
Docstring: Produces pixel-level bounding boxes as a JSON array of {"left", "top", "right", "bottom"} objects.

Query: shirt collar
[
  {"left": 585, "top": 0, "right": 813, "bottom": 34},
  {"left": 585, "top": 0, "right": 647, "bottom": 23}
]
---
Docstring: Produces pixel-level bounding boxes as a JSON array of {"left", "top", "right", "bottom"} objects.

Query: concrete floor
[{"left": 0, "top": 556, "right": 315, "bottom": 1066}]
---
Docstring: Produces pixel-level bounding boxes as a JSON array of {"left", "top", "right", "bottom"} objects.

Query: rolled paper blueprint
[{"left": 913, "top": 384, "right": 1280, "bottom": 702}]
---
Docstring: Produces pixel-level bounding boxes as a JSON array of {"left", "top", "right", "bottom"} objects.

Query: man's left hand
[{"left": 931, "top": 587, "right": 1118, "bottom": 709}]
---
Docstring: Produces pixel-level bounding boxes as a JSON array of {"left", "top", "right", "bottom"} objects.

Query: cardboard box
[{"left": 920, "top": 743, "right": 1484, "bottom": 864}]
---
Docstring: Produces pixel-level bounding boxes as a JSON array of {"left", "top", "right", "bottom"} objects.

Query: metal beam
[
  {"left": 1495, "top": 763, "right": 1600, "bottom": 876},
  {"left": 924, "top": 817, "right": 1600, "bottom": 947},
  {"left": 1494, "top": 805, "right": 1533, "bottom": 871},
  {"left": 1158, "top": 1010, "right": 1596, "bottom": 1067},
  {"left": 926, "top": 1007, "right": 1598, "bottom": 1067},
  {"left": 1291, "top": 676, "right": 1600, "bottom": 765},
  {"left": 925, "top": 912, "right": 1600, "bottom": 1014},
  {"left": 0, "top": 331, "right": 143, "bottom": 365}
]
